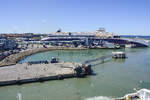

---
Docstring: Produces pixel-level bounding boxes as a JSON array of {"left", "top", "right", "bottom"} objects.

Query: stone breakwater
[{"left": 0, "top": 47, "right": 87, "bottom": 67}]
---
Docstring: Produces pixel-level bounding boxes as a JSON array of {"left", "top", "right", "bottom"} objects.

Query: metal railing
[{"left": 122, "top": 38, "right": 149, "bottom": 46}]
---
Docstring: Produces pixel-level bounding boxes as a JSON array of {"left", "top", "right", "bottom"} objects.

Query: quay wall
[
  {"left": 0, "top": 74, "right": 75, "bottom": 86},
  {"left": 0, "top": 62, "right": 82, "bottom": 86},
  {"left": 0, "top": 47, "right": 87, "bottom": 67}
]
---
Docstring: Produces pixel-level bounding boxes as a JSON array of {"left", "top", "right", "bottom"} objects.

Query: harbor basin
[{"left": 0, "top": 47, "right": 150, "bottom": 100}]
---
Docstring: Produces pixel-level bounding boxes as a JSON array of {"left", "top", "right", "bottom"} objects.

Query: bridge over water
[{"left": 84, "top": 55, "right": 112, "bottom": 66}]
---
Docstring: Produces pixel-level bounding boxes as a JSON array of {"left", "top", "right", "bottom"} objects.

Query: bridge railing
[
  {"left": 84, "top": 55, "right": 112, "bottom": 64},
  {"left": 122, "top": 38, "right": 149, "bottom": 46}
]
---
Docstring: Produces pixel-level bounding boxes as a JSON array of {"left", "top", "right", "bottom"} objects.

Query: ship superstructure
[{"left": 41, "top": 28, "right": 149, "bottom": 48}]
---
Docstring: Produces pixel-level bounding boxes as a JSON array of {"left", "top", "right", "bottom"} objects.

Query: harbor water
[{"left": 0, "top": 46, "right": 150, "bottom": 100}]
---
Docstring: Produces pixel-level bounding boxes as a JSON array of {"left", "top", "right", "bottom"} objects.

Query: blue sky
[{"left": 0, "top": 0, "right": 150, "bottom": 35}]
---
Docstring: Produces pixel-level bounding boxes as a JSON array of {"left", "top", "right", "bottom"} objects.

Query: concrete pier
[{"left": 0, "top": 62, "right": 83, "bottom": 86}]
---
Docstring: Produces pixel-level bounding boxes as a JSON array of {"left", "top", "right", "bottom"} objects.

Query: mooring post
[{"left": 18, "top": 92, "right": 22, "bottom": 100}]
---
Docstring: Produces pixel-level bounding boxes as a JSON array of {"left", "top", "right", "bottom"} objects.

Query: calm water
[{"left": 1, "top": 46, "right": 150, "bottom": 100}]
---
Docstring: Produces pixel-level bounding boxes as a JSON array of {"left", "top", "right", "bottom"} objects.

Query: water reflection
[{"left": 112, "top": 59, "right": 126, "bottom": 63}]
